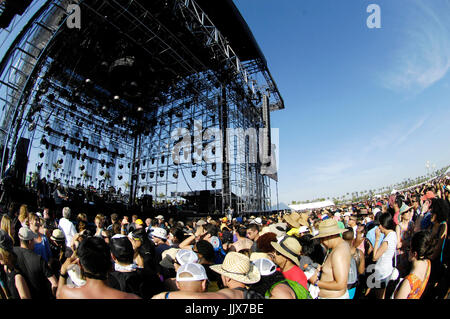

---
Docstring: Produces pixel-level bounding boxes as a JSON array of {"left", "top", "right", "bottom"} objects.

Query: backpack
[
  {"left": 348, "top": 255, "right": 358, "bottom": 287},
  {"left": 210, "top": 236, "right": 226, "bottom": 264},
  {"left": 266, "top": 279, "right": 312, "bottom": 299},
  {"left": 234, "top": 287, "right": 265, "bottom": 299}
]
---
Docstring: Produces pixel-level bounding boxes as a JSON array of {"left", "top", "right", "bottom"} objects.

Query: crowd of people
[{"left": 0, "top": 175, "right": 448, "bottom": 299}]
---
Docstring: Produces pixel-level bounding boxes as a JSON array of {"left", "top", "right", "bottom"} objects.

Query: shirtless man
[
  {"left": 309, "top": 219, "right": 351, "bottom": 299},
  {"left": 229, "top": 226, "right": 253, "bottom": 253},
  {"left": 56, "top": 237, "right": 140, "bottom": 299}
]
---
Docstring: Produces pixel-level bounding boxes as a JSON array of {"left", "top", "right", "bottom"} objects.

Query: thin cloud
[
  {"left": 395, "top": 117, "right": 426, "bottom": 145},
  {"left": 381, "top": 0, "right": 450, "bottom": 93}
]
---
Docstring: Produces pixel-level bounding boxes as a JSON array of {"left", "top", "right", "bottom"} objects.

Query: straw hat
[
  {"left": 283, "top": 212, "right": 301, "bottom": 228},
  {"left": 284, "top": 212, "right": 308, "bottom": 228},
  {"left": 50, "top": 229, "right": 65, "bottom": 242},
  {"left": 270, "top": 236, "right": 302, "bottom": 266},
  {"left": 312, "top": 219, "right": 347, "bottom": 239},
  {"left": 210, "top": 252, "right": 260, "bottom": 284}
]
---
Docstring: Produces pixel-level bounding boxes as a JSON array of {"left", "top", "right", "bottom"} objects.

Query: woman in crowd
[
  {"left": 94, "top": 214, "right": 106, "bottom": 238},
  {"left": 1, "top": 215, "right": 15, "bottom": 246},
  {"left": 76, "top": 213, "right": 88, "bottom": 233},
  {"left": 423, "top": 198, "right": 448, "bottom": 298},
  {"left": 372, "top": 213, "right": 398, "bottom": 299},
  {"left": 0, "top": 230, "right": 31, "bottom": 299},
  {"left": 394, "top": 230, "right": 434, "bottom": 299},
  {"left": 396, "top": 204, "right": 415, "bottom": 277},
  {"left": 17, "top": 204, "right": 28, "bottom": 228}
]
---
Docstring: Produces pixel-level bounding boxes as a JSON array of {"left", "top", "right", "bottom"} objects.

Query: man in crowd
[
  {"left": 13, "top": 227, "right": 58, "bottom": 299},
  {"left": 174, "top": 263, "right": 208, "bottom": 294},
  {"left": 56, "top": 237, "right": 140, "bottom": 299},
  {"left": 309, "top": 219, "right": 351, "bottom": 299},
  {"left": 270, "top": 236, "right": 308, "bottom": 289},
  {"left": 151, "top": 227, "right": 170, "bottom": 263},
  {"left": 229, "top": 225, "right": 253, "bottom": 253},
  {"left": 58, "top": 207, "right": 77, "bottom": 251},
  {"left": 246, "top": 224, "right": 260, "bottom": 252}
]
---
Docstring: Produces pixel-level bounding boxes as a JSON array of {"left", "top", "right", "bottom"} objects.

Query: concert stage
[{"left": 0, "top": 0, "right": 284, "bottom": 216}]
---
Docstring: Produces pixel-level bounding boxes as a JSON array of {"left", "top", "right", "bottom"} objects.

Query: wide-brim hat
[
  {"left": 313, "top": 219, "right": 347, "bottom": 239},
  {"left": 265, "top": 223, "right": 287, "bottom": 239},
  {"left": 210, "top": 252, "right": 260, "bottom": 285},
  {"left": 283, "top": 212, "right": 301, "bottom": 228},
  {"left": 270, "top": 236, "right": 301, "bottom": 266}
]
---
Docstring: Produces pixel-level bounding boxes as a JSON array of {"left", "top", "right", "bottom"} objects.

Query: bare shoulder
[
  {"left": 333, "top": 242, "right": 351, "bottom": 259},
  {"left": 271, "top": 283, "right": 296, "bottom": 299}
]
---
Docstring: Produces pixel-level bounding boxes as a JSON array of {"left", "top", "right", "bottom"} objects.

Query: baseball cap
[
  {"left": 0, "top": 230, "right": 13, "bottom": 251},
  {"left": 18, "top": 227, "right": 38, "bottom": 241},
  {"left": 176, "top": 249, "right": 198, "bottom": 265},
  {"left": 151, "top": 227, "right": 167, "bottom": 240},
  {"left": 421, "top": 191, "right": 435, "bottom": 201},
  {"left": 250, "top": 217, "right": 262, "bottom": 225},
  {"left": 155, "top": 215, "right": 164, "bottom": 220},
  {"left": 135, "top": 219, "right": 144, "bottom": 225},
  {"left": 298, "top": 226, "right": 310, "bottom": 234},
  {"left": 176, "top": 263, "right": 208, "bottom": 282},
  {"left": 251, "top": 258, "right": 277, "bottom": 276}
]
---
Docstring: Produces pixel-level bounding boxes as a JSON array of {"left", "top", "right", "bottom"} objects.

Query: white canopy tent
[{"left": 289, "top": 200, "right": 335, "bottom": 212}]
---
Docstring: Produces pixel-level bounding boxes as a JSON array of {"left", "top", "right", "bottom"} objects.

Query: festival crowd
[{"left": 0, "top": 176, "right": 448, "bottom": 299}]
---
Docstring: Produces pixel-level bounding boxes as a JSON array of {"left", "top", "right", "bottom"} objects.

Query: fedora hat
[
  {"left": 51, "top": 229, "right": 65, "bottom": 242},
  {"left": 312, "top": 219, "right": 347, "bottom": 239},
  {"left": 210, "top": 252, "right": 260, "bottom": 285},
  {"left": 270, "top": 236, "right": 302, "bottom": 266}
]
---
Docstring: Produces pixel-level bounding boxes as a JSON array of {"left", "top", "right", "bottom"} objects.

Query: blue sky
[{"left": 234, "top": 0, "right": 450, "bottom": 204}]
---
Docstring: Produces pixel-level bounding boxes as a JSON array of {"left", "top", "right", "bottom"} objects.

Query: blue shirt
[
  {"left": 366, "top": 226, "right": 385, "bottom": 249},
  {"left": 33, "top": 235, "right": 52, "bottom": 263}
]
